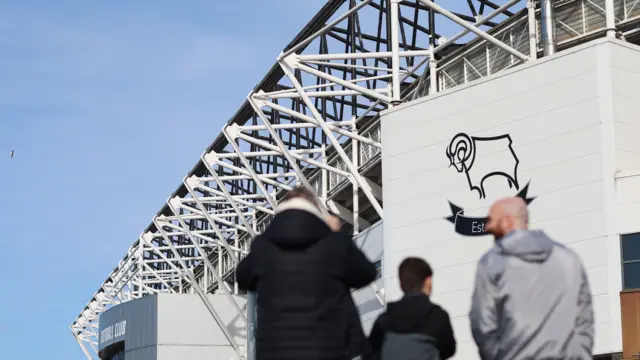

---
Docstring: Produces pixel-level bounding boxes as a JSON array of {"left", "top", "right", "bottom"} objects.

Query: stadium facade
[
  {"left": 71, "top": 0, "right": 640, "bottom": 359},
  {"left": 382, "top": 38, "right": 640, "bottom": 358}
]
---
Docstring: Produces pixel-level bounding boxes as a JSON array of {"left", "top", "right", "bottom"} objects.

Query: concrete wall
[
  {"left": 353, "top": 221, "right": 385, "bottom": 333},
  {"left": 380, "top": 38, "right": 634, "bottom": 358},
  {"left": 610, "top": 43, "right": 640, "bottom": 237},
  {"left": 98, "top": 294, "right": 246, "bottom": 360},
  {"left": 98, "top": 294, "right": 158, "bottom": 360},
  {"left": 156, "top": 294, "right": 246, "bottom": 360},
  {"left": 611, "top": 43, "right": 640, "bottom": 172}
]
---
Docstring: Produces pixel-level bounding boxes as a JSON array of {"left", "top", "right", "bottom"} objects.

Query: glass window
[
  {"left": 623, "top": 233, "right": 640, "bottom": 262},
  {"left": 108, "top": 350, "right": 125, "bottom": 360},
  {"left": 622, "top": 233, "right": 640, "bottom": 290},
  {"left": 623, "top": 263, "right": 640, "bottom": 290},
  {"left": 374, "top": 260, "right": 382, "bottom": 280}
]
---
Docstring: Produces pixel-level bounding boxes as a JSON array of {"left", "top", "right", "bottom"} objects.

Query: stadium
[{"left": 71, "top": 0, "right": 640, "bottom": 359}]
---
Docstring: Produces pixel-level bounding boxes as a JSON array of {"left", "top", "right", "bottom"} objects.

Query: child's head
[{"left": 398, "top": 257, "right": 433, "bottom": 296}]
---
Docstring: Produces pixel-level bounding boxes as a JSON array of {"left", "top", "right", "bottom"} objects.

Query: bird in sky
[{"left": 10, "top": 150, "right": 14, "bottom": 159}]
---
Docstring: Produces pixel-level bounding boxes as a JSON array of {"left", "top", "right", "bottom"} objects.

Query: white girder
[{"left": 72, "top": 0, "right": 632, "bottom": 359}]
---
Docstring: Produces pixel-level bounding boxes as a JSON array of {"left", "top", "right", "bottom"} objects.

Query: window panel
[
  {"left": 109, "top": 350, "right": 125, "bottom": 360},
  {"left": 622, "top": 233, "right": 640, "bottom": 262},
  {"left": 623, "top": 262, "right": 640, "bottom": 290}
]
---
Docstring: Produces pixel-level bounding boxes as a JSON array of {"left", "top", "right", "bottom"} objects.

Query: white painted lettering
[
  {"left": 472, "top": 221, "right": 485, "bottom": 233},
  {"left": 100, "top": 321, "right": 127, "bottom": 345}
]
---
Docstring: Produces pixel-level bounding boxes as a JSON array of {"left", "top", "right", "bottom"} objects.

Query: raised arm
[
  {"left": 342, "top": 235, "right": 377, "bottom": 289},
  {"left": 236, "top": 236, "right": 264, "bottom": 291},
  {"left": 236, "top": 252, "right": 255, "bottom": 291}
]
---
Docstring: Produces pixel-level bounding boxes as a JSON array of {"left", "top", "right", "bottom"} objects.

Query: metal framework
[{"left": 71, "top": 0, "right": 640, "bottom": 359}]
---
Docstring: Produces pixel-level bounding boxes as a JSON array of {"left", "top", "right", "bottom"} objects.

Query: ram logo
[{"left": 446, "top": 133, "right": 520, "bottom": 199}]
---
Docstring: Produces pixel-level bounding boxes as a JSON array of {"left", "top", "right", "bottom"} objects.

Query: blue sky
[{"left": 0, "top": 1, "right": 324, "bottom": 358}]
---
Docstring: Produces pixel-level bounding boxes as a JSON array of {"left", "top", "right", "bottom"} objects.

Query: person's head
[
  {"left": 398, "top": 257, "right": 433, "bottom": 296},
  {"left": 282, "top": 186, "right": 320, "bottom": 208},
  {"left": 485, "top": 196, "right": 529, "bottom": 240}
]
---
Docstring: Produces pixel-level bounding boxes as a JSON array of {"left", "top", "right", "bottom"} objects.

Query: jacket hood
[
  {"left": 497, "top": 229, "right": 554, "bottom": 262},
  {"left": 386, "top": 293, "right": 435, "bottom": 333},
  {"left": 264, "top": 198, "right": 331, "bottom": 249}
]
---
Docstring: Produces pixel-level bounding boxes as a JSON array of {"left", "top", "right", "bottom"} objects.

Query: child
[{"left": 367, "top": 257, "right": 456, "bottom": 360}]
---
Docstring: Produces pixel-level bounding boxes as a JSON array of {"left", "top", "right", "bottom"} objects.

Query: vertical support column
[
  {"left": 252, "top": 212, "right": 257, "bottom": 234},
  {"left": 204, "top": 261, "right": 209, "bottom": 291},
  {"left": 321, "top": 144, "right": 328, "bottom": 203},
  {"left": 351, "top": 118, "right": 360, "bottom": 235},
  {"left": 429, "top": 2, "right": 438, "bottom": 94},
  {"left": 247, "top": 291, "right": 257, "bottom": 360},
  {"left": 540, "top": 0, "right": 557, "bottom": 56},
  {"left": 390, "top": 0, "right": 402, "bottom": 104},
  {"left": 527, "top": 0, "right": 538, "bottom": 59},
  {"left": 136, "top": 245, "right": 144, "bottom": 298},
  {"left": 247, "top": 212, "right": 258, "bottom": 360},
  {"left": 429, "top": 47, "right": 438, "bottom": 94},
  {"left": 486, "top": 46, "right": 491, "bottom": 75},
  {"left": 71, "top": 330, "right": 94, "bottom": 360},
  {"left": 234, "top": 229, "right": 239, "bottom": 295},
  {"left": 218, "top": 243, "right": 223, "bottom": 279},
  {"left": 605, "top": 0, "right": 616, "bottom": 37}
]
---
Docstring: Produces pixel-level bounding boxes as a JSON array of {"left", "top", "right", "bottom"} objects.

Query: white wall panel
[
  {"left": 380, "top": 39, "right": 631, "bottom": 358},
  {"left": 611, "top": 42, "right": 640, "bottom": 238},
  {"left": 607, "top": 43, "right": 640, "bottom": 352},
  {"left": 617, "top": 175, "right": 640, "bottom": 234},
  {"left": 352, "top": 221, "right": 384, "bottom": 334},
  {"left": 156, "top": 294, "right": 246, "bottom": 356}
]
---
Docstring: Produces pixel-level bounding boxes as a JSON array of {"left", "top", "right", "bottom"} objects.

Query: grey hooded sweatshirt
[{"left": 469, "top": 230, "right": 594, "bottom": 360}]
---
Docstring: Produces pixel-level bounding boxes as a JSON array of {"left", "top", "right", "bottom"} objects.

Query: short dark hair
[
  {"left": 398, "top": 257, "right": 433, "bottom": 293},
  {"left": 282, "top": 186, "right": 319, "bottom": 207}
]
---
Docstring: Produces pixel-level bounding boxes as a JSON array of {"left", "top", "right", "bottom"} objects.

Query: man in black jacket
[
  {"left": 236, "top": 187, "right": 377, "bottom": 360},
  {"left": 367, "top": 257, "right": 456, "bottom": 360}
]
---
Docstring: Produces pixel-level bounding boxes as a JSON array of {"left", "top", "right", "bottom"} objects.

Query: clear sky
[{"left": 0, "top": 1, "right": 325, "bottom": 358}]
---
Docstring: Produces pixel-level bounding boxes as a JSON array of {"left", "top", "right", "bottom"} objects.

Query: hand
[{"left": 325, "top": 214, "right": 343, "bottom": 232}]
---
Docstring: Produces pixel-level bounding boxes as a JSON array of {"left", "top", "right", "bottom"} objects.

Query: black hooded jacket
[
  {"left": 236, "top": 202, "right": 377, "bottom": 360},
  {"left": 367, "top": 293, "right": 456, "bottom": 360}
]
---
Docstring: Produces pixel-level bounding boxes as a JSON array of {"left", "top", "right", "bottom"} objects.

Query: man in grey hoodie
[{"left": 469, "top": 197, "right": 595, "bottom": 360}]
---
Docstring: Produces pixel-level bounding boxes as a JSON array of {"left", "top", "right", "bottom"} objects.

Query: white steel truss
[{"left": 72, "top": 0, "right": 635, "bottom": 359}]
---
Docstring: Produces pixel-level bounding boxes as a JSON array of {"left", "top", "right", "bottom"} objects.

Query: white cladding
[
  {"left": 380, "top": 38, "right": 640, "bottom": 358},
  {"left": 156, "top": 294, "right": 247, "bottom": 360},
  {"left": 352, "top": 221, "right": 385, "bottom": 333}
]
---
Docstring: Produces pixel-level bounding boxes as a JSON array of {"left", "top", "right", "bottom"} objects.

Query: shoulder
[
  {"left": 551, "top": 239, "right": 575, "bottom": 256},
  {"left": 477, "top": 246, "right": 506, "bottom": 282},
  {"left": 373, "top": 310, "right": 388, "bottom": 329},
  {"left": 477, "top": 246, "right": 502, "bottom": 271},
  {"left": 249, "top": 234, "right": 269, "bottom": 251},
  {"left": 430, "top": 303, "right": 452, "bottom": 322},
  {"left": 550, "top": 240, "right": 586, "bottom": 268}
]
